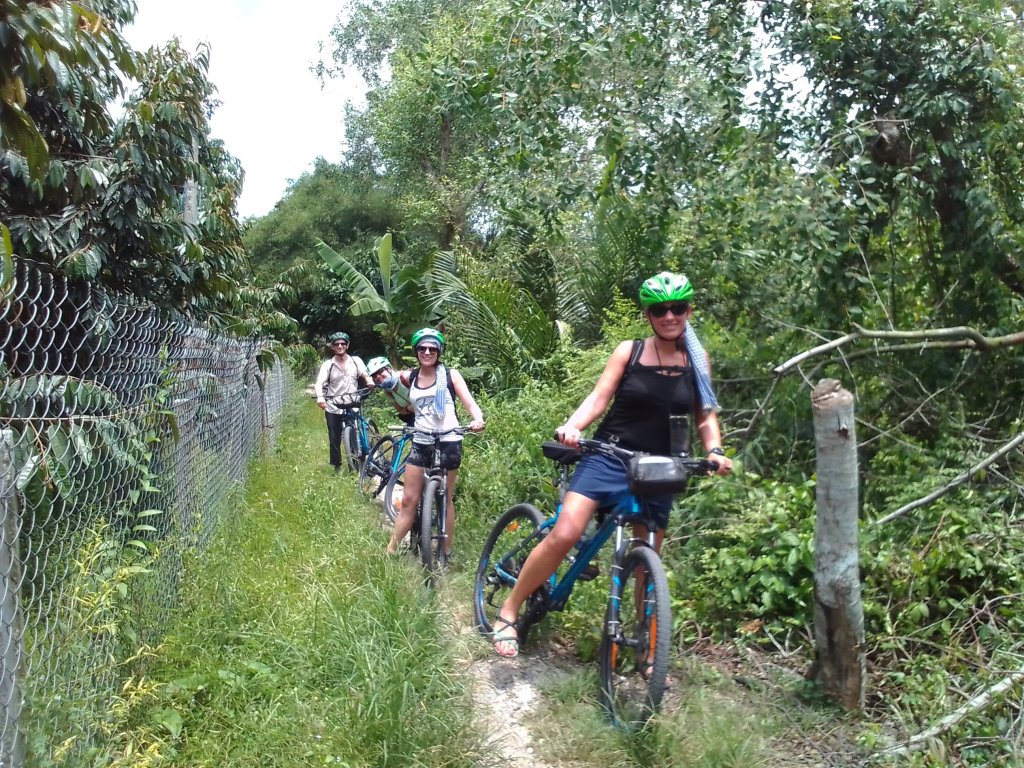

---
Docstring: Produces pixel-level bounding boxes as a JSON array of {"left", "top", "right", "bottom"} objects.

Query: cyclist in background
[
  {"left": 490, "top": 272, "right": 733, "bottom": 658},
  {"left": 366, "top": 356, "right": 415, "bottom": 426},
  {"left": 385, "top": 328, "right": 485, "bottom": 557},
  {"left": 315, "top": 331, "right": 374, "bottom": 472}
]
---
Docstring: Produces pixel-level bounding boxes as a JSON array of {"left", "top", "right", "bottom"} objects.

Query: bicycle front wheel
[
  {"left": 473, "top": 503, "right": 547, "bottom": 640},
  {"left": 382, "top": 463, "right": 406, "bottom": 523},
  {"left": 419, "top": 478, "right": 441, "bottom": 573},
  {"left": 359, "top": 435, "right": 395, "bottom": 497},
  {"left": 599, "top": 546, "right": 672, "bottom": 729}
]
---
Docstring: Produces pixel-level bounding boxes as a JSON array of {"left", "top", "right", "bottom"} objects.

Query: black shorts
[
  {"left": 408, "top": 441, "right": 463, "bottom": 470},
  {"left": 398, "top": 412, "right": 415, "bottom": 426}
]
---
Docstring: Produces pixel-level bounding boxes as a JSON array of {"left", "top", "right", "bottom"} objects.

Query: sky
[{"left": 124, "top": 0, "right": 366, "bottom": 219}]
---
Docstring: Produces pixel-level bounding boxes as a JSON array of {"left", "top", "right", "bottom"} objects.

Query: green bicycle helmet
[
  {"left": 328, "top": 331, "right": 350, "bottom": 344},
  {"left": 411, "top": 327, "right": 445, "bottom": 349},
  {"left": 638, "top": 271, "right": 694, "bottom": 308},
  {"left": 366, "top": 356, "right": 391, "bottom": 376}
]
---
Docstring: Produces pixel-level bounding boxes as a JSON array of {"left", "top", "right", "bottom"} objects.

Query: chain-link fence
[{"left": 0, "top": 258, "right": 292, "bottom": 766}]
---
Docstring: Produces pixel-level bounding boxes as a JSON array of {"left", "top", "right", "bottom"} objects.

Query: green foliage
[
  {"left": 317, "top": 232, "right": 437, "bottom": 358},
  {"left": 668, "top": 474, "right": 816, "bottom": 639},
  {"left": 23, "top": 512, "right": 165, "bottom": 768},
  {"left": 0, "top": 3, "right": 287, "bottom": 331}
]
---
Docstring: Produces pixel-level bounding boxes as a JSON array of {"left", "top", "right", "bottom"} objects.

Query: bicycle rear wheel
[
  {"left": 598, "top": 546, "right": 672, "bottom": 729},
  {"left": 359, "top": 435, "right": 395, "bottom": 497},
  {"left": 382, "top": 463, "right": 406, "bottom": 523},
  {"left": 473, "top": 503, "right": 547, "bottom": 640},
  {"left": 419, "top": 478, "right": 441, "bottom": 574}
]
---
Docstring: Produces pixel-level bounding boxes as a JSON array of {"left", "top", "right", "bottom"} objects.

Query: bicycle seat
[{"left": 542, "top": 441, "right": 582, "bottom": 465}]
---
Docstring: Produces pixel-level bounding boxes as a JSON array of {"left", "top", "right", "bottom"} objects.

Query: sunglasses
[
  {"left": 648, "top": 302, "right": 690, "bottom": 318},
  {"left": 416, "top": 346, "right": 439, "bottom": 354}
]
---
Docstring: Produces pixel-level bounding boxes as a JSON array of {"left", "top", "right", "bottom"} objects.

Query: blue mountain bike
[
  {"left": 328, "top": 387, "right": 376, "bottom": 474},
  {"left": 474, "top": 437, "right": 716, "bottom": 727},
  {"left": 358, "top": 425, "right": 413, "bottom": 502}
]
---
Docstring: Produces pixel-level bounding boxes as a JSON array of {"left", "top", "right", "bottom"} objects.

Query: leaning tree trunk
[{"left": 808, "top": 379, "right": 865, "bottom": 710}]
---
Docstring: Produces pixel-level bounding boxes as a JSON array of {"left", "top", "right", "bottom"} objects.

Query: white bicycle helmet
[{"left": 366, "top": 356, "right": 392, "bottom": 376}]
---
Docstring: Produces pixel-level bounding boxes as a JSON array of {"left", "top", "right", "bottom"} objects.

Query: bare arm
[
  {"left": 695, "top": 410, "right": 731, "bottom": 474},
  {"left": 450, "top": 369, "right": 485, "bottom": 431},
  {"left": 555, "top": 340, "right": 634, "bottom": 448},
  {"left": 354, "top": 358, "right": 374, "bottom": 388}
]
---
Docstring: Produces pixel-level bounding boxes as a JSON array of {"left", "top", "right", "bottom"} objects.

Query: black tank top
[{"left": 594, "top": 342, "right": 695, "bottom": 454}]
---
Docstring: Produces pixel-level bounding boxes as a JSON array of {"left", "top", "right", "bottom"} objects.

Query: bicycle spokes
[{"left": 599, "top": 547, "right": 672, "bottom": 729}]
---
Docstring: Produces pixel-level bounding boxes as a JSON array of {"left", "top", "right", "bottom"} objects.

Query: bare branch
[
  {"left": 774, "top": 325, "right": 1024, "bottom": 376},
  {"left": 875, "top": 430, "right": 1024, "bottom": 526},
  {"left": 872, "top": 666, "right": 1024, "bottom": 760}
]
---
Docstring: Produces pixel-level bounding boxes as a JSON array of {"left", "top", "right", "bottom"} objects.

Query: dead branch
[
  {"left": 875, "top": 430, "right": 1024, "bottom": 526},
  {"left": 774, "top": 325, "right": 1024, "bottom": 376},
  {"left": 872, "top": 666, "right": 1024, "bottom": 760}
]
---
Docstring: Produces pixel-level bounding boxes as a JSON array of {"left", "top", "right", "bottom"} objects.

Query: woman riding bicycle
[
  {"left": 385, "top": 328, "right": 485, "bottom": 557},
  {"left": 366, "top": 356, "right": 415, "bottom": 426},
  {"left": 491, "top": 271, "right": 733, "bottom": 658}
]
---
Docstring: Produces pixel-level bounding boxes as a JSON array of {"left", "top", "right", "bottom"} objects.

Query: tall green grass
[{"left": 106, "top": 395, "right": 486, "bottom": 767}]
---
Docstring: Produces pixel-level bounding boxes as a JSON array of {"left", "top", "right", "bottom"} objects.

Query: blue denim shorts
[{"left": 567, "top": 453, "right": 673, "bottom": 530}]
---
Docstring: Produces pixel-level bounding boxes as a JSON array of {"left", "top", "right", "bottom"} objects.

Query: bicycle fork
[{"left": 606, "top": 527, "right": 657, "bottom": 658}]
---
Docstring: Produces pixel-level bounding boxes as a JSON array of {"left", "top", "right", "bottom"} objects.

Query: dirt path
[
  {"left": 444, "top": 591, "right": 576, "bottom": 767},
  {"left": 377, "top": 493, "right": 568, "bottom": 766}
]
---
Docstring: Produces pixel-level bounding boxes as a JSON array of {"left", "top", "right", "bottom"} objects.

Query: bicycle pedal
[{"left": 578, "top": 563, "right": 600, "bottom": 581}]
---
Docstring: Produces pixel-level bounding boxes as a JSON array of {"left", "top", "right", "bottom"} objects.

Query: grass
[{"left": 106, "top": 394, "right": 486, "bottom": 767}]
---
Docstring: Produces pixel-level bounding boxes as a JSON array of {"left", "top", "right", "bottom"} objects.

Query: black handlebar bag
[{"left": 627, "top": 455, "right": 693, "bottom": 495}]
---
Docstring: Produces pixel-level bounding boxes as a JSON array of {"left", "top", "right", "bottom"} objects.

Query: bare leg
[
  {"left": 492, "top": 492, "right": 598, "bottom": 654},
  {"left": 387, "top": 464, "right": 425, "bottom": 553}
]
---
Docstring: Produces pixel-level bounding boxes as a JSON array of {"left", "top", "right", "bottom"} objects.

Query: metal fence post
[{"left": 0, "top": 430, "right": 25, "bottom": 767}]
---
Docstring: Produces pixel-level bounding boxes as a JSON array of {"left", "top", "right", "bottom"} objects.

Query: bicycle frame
[
  {"left": 389, "top": 431, "right": 411, "bottom": 473},
  {"left": 504, "top": 490, "right": 654, "bottom": 617},
  {"left": 330, "top": 389, "right": 375, "bottom": 457},
  {"left": 402, "top": 425, "right": 471, "bottom": 568}
]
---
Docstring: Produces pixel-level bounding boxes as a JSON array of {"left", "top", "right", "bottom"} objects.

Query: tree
[
  {"left": 1, "top": 2, "right": 259, "bottom": 325},
  {"left": 757, "top": 0, "right": 1024, "bottom": 328}
]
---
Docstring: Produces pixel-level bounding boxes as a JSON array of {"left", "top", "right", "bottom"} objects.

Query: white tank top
[{"left": 410, "top": 374, "right": 460, "bottom": 444}]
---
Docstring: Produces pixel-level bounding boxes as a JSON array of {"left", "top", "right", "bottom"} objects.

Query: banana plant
[{"left": 315, "top": 232, "right": 433, "bottom": 358}]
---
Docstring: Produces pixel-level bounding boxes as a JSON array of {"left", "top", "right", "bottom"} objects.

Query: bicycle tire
[
  {"left": 435, "top": 481, "right": 449, "bottom": 570},
  {"left": 382, "top": 463, "right": 406, "bottom": 523},
  {"left": 598, "top": 545, "right": 672, "bottom": 728},
  {"left": 473, "top": 503, "right": 547, "bottom": 641},
  {"left": 341, "top": 425, "right": 360, "bottom": 473},
  {"left": 419, "top": 478, "right": 440, "bottom": 573},
  {"left": 359, "top": 435, "right": 395, "bottom": 497}
]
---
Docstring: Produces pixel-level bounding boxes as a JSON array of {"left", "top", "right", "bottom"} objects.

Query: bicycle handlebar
[
  {"left": 327, "top": 387, "right": 375, "bottom": 408},
  {"left": 567, "top": 436, "right": 719, "bottom": 476},
  {"left": 400, "top": 425, "right": 475, "bottom": 438}
]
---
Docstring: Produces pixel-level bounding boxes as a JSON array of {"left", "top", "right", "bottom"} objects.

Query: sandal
[
  {"left": 640, "top": 664, "right": 673, "bottom": 690},
  {"left": 491, "top": 614, "right": 520, "bottom": 659}
]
